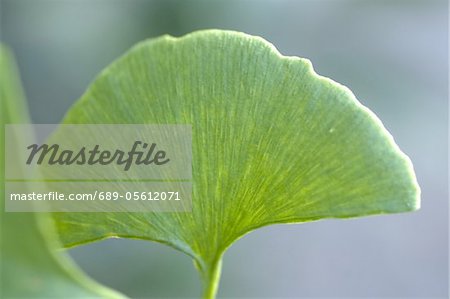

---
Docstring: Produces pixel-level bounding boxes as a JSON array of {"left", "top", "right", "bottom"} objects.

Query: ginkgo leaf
[
  {"left": 51, "top": 30, "right": 420, "bottom": 298},
  {"left": 0, "top": 45, "right": 127, "bottom": 299}
]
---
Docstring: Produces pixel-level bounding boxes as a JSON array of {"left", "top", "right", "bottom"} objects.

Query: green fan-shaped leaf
[
  {"left": 52, "top": 30, "right": 420, "bottom": 298},
  {"left": 0, "top": 45, "right": 126, "bottom": 298}
]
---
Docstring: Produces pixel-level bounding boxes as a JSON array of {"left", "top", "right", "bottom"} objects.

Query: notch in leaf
[{"left": 51, "top": 30, "right": 420, "bottom": 298}]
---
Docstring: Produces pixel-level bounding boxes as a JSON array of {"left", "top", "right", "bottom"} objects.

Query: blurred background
[{"left": 1, "top": 0, "right": 448, "bottom": 298}]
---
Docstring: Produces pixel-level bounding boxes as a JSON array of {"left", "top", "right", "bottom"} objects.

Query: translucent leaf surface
[
  {"left": 52, "top": 30, "right": 420, "bottom": 298},
  {"left": 0, "top": 45, "right": 126, "bottom": 299}
]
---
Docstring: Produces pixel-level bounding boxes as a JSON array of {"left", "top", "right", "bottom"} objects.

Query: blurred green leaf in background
[{"left": 0, "top": 45, "right": 126, "bottom": 299}]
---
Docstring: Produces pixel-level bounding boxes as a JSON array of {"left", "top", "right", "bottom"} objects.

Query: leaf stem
[{"left": 201, "top": 257, "right": 222, "bottom": 299}]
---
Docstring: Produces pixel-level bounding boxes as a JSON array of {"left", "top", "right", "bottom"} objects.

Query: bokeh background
[{"left": 1, "top": 0, "right": 448, "bottom": 298}]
